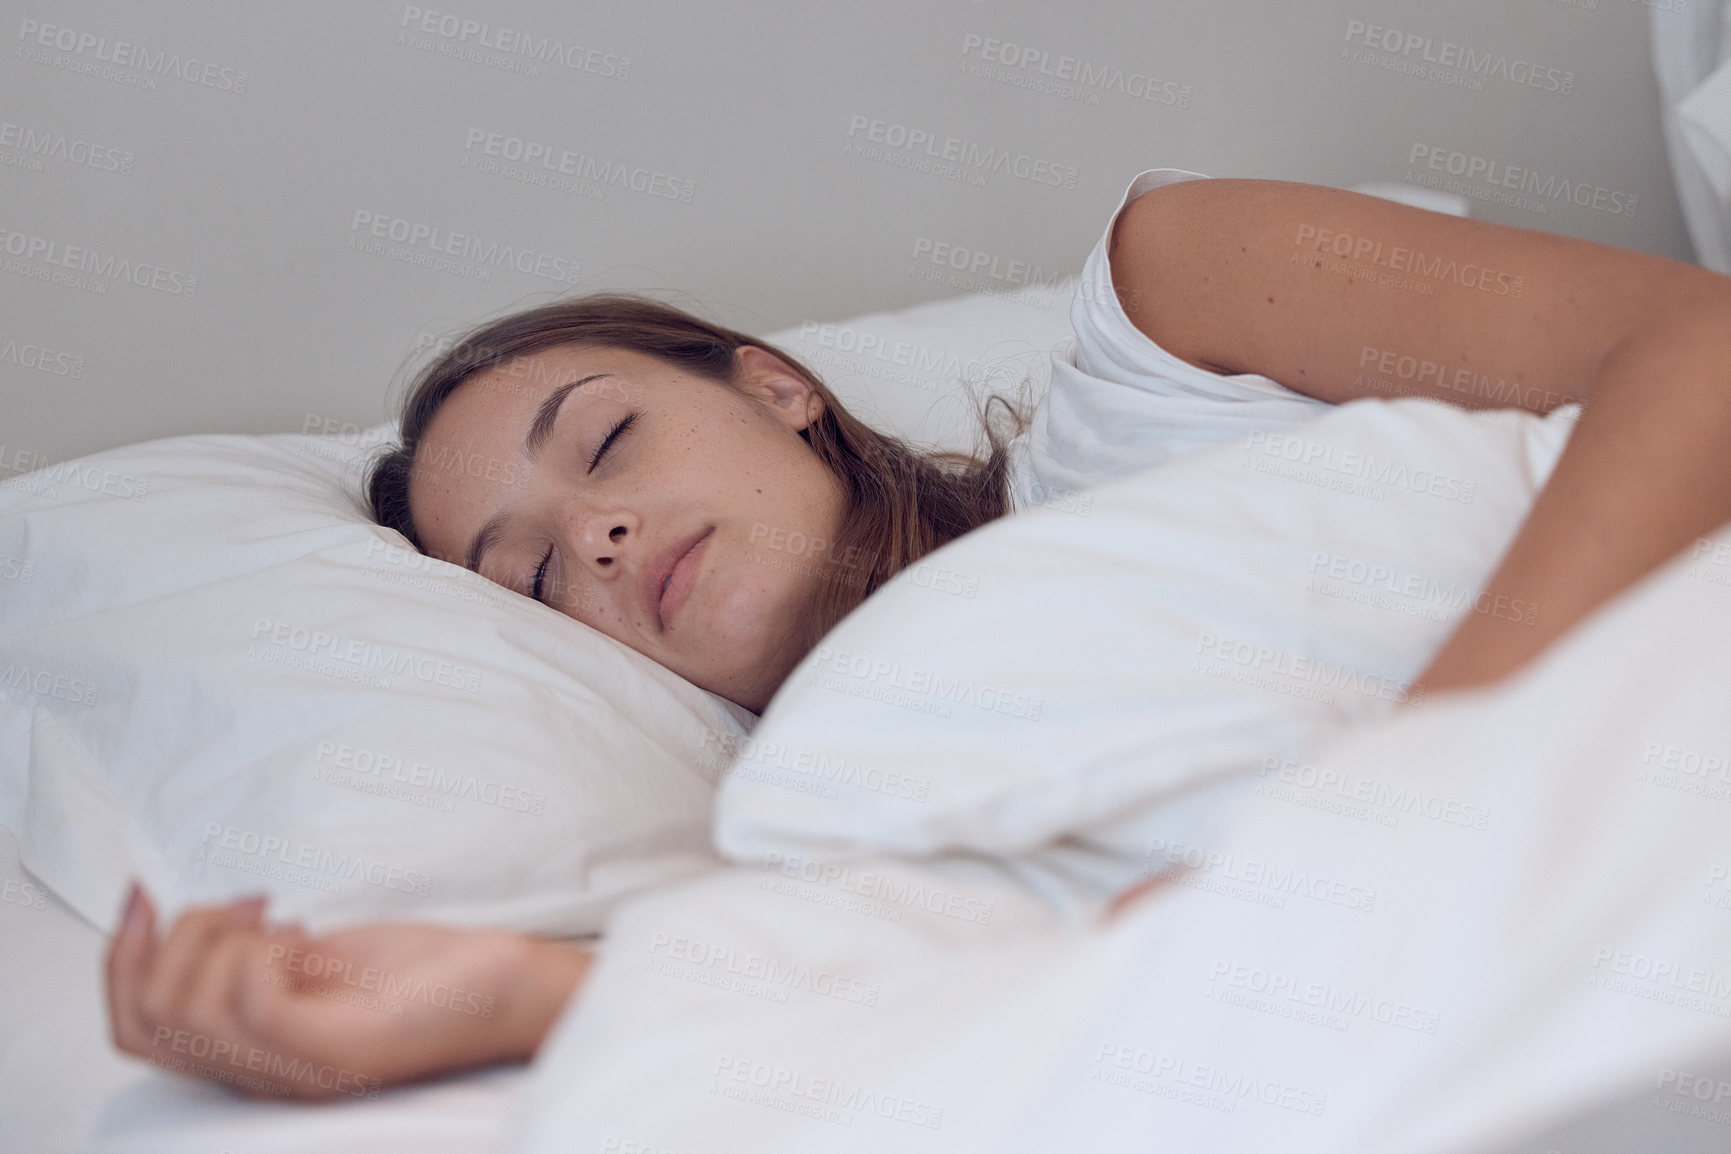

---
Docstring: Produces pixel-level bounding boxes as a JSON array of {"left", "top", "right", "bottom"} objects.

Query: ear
[{"left": 732, "top": 345, "right": 826, "bottom": 432}]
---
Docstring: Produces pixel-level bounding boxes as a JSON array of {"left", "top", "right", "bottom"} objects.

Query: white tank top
[{"left": 1008, "top": 168, "right": 1333, "bottom": 513}]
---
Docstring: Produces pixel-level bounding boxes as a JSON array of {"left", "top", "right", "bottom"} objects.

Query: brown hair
[{"left": 367, "top": 293, "right": 1028, "bottom": 652}]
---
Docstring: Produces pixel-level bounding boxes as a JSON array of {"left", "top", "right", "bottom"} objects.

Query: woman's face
[{"left": 409, "top": 343, "right": 848, "bottom": 712}]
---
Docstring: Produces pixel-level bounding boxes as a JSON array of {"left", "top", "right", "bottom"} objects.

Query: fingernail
[{"left": 120, "top": 881, "right": 142, "bottom": 931}]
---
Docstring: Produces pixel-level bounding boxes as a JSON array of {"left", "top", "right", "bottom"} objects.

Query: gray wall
[{"left": 0, "top": 0, "right": 1695, "bottom": 465}]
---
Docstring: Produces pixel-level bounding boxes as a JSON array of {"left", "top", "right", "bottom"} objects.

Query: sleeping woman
[{"left": 104, "top": 168, "right": 1731, "bottom": 1098}]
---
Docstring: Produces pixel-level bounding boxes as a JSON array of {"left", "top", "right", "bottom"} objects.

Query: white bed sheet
[
  {"left": 84, "top": 1065, "right": 526, "bottom": 1154},
  {"left": 0, "top": 826, "right": 136, "bottom": 1154}
]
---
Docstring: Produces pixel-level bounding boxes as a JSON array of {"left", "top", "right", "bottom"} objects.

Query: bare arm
[
  {"left": 1110, "top": 178, "right": 1731, "bottom": 690},
  {"left": 105, "top": 884, "right": 589, "bottom": 1099}
]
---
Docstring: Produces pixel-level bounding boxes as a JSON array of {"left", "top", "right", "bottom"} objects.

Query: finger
[
  {"left": 239, "top": 931, "right": 372, "bottom": 1060},
  {"left": 105, "top": 882, "right": 160, "bottom": 1055},
  {"left": 224, "top": 894, "right": 268, "bottom": 929},
  {"left": 138, "top": 905, "right": 260, "bottom": 1031},
  {"left": 248, "top": 928, "right": 332, "bottom": 1008},
  {"left": 185, "top": 932, "right": 342, "bottom": 1102},
  {"left": 234, "top": 927, "right": 411, "bottom": 1095},
  {"left": 177, "top": 928, "right": 279, "bottom": 1076},
  {"left": 235, "top": 928, "right": 347, "bottom": 1043}
]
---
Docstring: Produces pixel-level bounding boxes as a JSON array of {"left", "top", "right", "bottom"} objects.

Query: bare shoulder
[{"left": 1106, "top": 179, "right": 1314, "bottom": 369}]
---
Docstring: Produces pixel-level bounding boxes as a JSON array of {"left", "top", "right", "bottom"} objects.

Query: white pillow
[
  {"left": 0, "top": 430, "right": 757, "bottom": 935},
  {"left": 0, "top": 292, "right": 1081, "bottom": 935},
  {"left": 715, "top": 398, "right": 1580, "bottom": 878},
  {"left": 762, "top": 289, "right": 1074, "bottom": 454}
]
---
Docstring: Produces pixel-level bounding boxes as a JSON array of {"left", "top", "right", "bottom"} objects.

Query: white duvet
[{"left": 505, "top": 398, "right": 1731, "bottom": 1154}]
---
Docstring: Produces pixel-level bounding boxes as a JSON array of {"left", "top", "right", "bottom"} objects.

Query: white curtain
[{"left": 1654, "top": 1, "right": 1731, "bottom": 272}]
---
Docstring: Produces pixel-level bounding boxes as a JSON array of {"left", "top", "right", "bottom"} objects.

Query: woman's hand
[{"left": 104, "top": 882, "right": 590, "bottom": 1100}]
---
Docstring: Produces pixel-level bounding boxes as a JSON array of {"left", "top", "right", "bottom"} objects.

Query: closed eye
[
  {"left": 589, "top": 413, "right": 637, "bottom": 472},
  {"left": 532, "top": 412, "right": 636, "bottom": 602},
  {"left": 531, "top": 547, "right": 553, "bottom": 603}
]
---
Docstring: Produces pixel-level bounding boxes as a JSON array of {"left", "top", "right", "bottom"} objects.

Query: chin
[{"left": 695, "top": 575, "right": 820, "bottom": 698}]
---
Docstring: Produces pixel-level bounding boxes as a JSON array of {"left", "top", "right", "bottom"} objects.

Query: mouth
[{"left": 643, "top": 526, "right": 713, "bottom": 632}]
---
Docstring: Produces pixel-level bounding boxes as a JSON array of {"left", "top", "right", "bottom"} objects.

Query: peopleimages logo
[
  {"left": 0, "top": 335, "right": 84, "bottom": 378},
  {"left": 809, "top": 642, "right": 1045, "bottom": 720},
  {"left": 0, "top": 120, "right": 134, "bottom": 174},
  {"left": 910, "top": 236, "right": 1073, "bottom": 294},
  {"left": 16, "top": 18, "right": 249, "bottom": 92},
  {"left": 0, "top": 455, "right": 149, "bottom": 501},
  {"left": 398, "top": 6, "right": 630, "bottom": 78},
  {"left": 0, "top": 227, "right": 197, "bottom": 296},
  {"left": 1, "top": 661, "right": 98, "bottom": 706},
  {"left": 1407, "top": 144, "right": 1636, "bottom": 217},
  {"left": 1091, "top": 1042, "right": 1328, "bottom": 1116},
  {"left": 199, "top": 823, "right": 433, "bottom": 896},
  {"left": 348, "top": 210, "right": 581, "bottom": 284},
  {"left": 794, "top": 320, "right": 981, "bottom": 386},
  {"left": 461, "top": 128, "right": 693, "bottom": 202},
  {"left": 1354, "top": 345, "right": 1581, "bottom": 412},
  {"left": 1306, "top": 548, "right": 1537, "bottom": 628},
  {"left": 710, "top": 1054, "right": 945, "bottom": 1130},
  {"left": 1292, "top": 223, "right": 1523, "bottom": 298},
  {"left": 312, "top": 739, "right": 547, "bottom": 815},
  {"left": 1245, "top": 428, "right": 1479, "bottom": 505},
  {"left": 1259, "top": 753, "right": 1491, "bottom": 830},
  {"left": 844, "top": 114, "right": 1079, "bottom": 189},
  {"left": 1145, "top": 836, "right": 1379, "bottom": 912},
  {"left": 648, "top": 931, "right": 881, "bottom": 1008},
  {"left": 1588, "top": 945, "right": 1731, "bottom": 1016},
  {"left": 758, "top": 851, "right": 996, "bottom": 926},
  {"left": 1193, "top": 629, "right": 1420, "bottom": 707},
  {"left": 1208, "top": 959, "right": 1442, "bottom": 1034},
  {"left": 248, "top": 617, "right": 484, "bottom": 694},
  {"left": 959, "top": 34, "right": 1192, "bottom": 107},
  {"left": 1342, "top": 18, "right": 1575, "bottom": 95}
]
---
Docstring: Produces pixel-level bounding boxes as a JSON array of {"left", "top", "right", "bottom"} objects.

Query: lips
[{"left": 642, "top": 527, "right": 712, "bottom": 632}]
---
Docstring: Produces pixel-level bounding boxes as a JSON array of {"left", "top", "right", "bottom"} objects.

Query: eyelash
[
  {"left": 532, "top": 412, "right": 637, "bottom": 603},
  {"left": 531, "top": 550, "right": 553, "bottom": 603},
  {"left": 588, "top": 412, "right": 636, "bottom": 471}
]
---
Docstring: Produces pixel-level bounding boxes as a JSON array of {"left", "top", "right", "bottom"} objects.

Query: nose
[{"left": 570, "top": 505, "right": 641, "bottom": 573}]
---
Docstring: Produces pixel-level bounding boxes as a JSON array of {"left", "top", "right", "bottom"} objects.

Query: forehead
[
  {"left": 406, "top": 344, "right": 651, "bottom": 560},
  {"left": 442, "top": 343, "right": 649, "bottom": 421}
]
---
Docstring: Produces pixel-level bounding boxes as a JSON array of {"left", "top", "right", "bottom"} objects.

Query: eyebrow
[
  {"left": 462, "top": 372, "right": 613, "bottom": 575},
  {"left": 526, "top": 373, "right": 612, "bottom": 460}
]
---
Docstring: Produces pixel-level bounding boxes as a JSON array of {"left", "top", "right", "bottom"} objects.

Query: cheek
[
  {"left": 571, "top": 591, "right": 650, "bottom": 638},
  {"left": 764, "top": 467, "right": 843, "bottom": 539},
  {"left": 565, "top": 584, "right": 608, "bottom": 622},
  {"left": 704, "top": 551, "right": 782, "bottom": 635}
]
